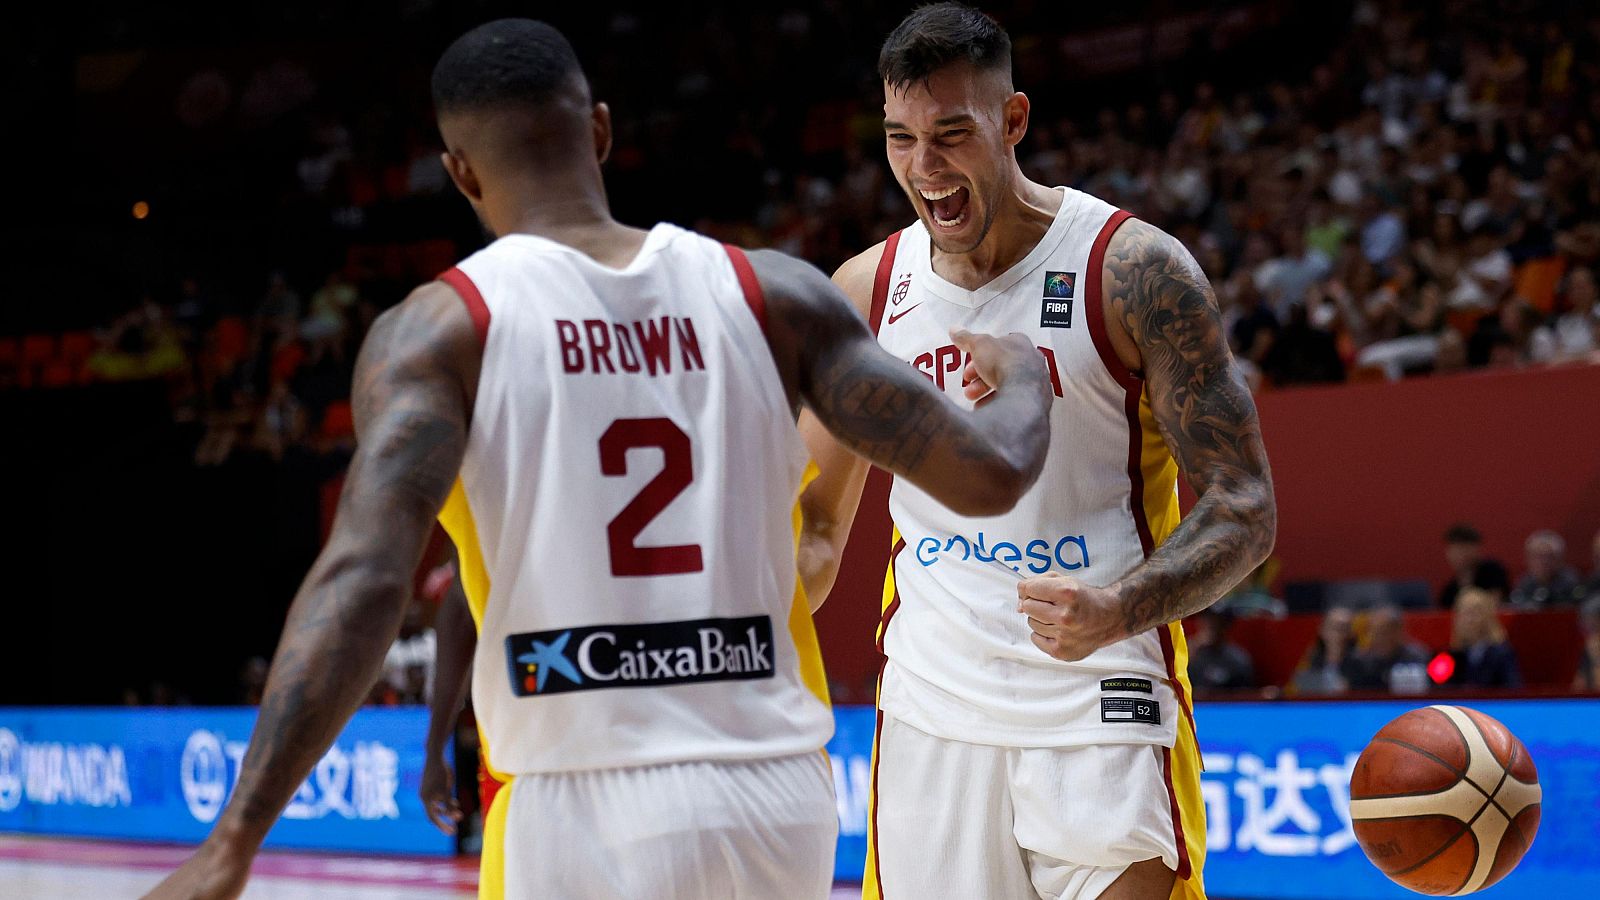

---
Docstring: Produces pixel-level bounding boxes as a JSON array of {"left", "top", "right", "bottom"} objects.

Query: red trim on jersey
[
  {"left": 1124, "top": 388, "right": 1157, "bottom": 557},
  {"left": 478, "top": 760, "right": 503, "bottom": 819},
  {"left": 1157, "top": 623, "right": 1198, "bottom": 745},
  {"left": 870, "top": 535, "right": 906, "bottom": 896},
  {"left": 1161, "top": 745, "right": 1194, "bottom": 881},
  {"left": 1083, "top": 209, "right": 1138, "bottom": 390},
  {"left": 869, "top": 704, "right": 888, "bottom": 892},
  {"left": 876, "top": 537, "right": 906, "bottom": 654},
  {"left": 722, "top": 244, "right": 767, "bottom": 334},
  {"left": 867, "top": 230, "right": 905, "bottom": 336},
  {"left": 439, "top": 267, "right": 490, "bottom": 350}
]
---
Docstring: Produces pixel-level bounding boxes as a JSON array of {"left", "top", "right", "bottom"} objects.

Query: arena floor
[{"left": 0, "top": 834, "right": 862, "bottom": 898}]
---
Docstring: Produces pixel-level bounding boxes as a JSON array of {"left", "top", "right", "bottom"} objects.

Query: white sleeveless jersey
[
  {"left": 435, "top": 223, "right": 833, "bottom": 776},
  {"left": 870, "top": 188, "right": 1197, "bottom": 749}
]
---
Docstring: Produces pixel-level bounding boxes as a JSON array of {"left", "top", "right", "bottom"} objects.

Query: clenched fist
[{"left": 1016, "top": 572, "right": 1129, "bottom": 662}]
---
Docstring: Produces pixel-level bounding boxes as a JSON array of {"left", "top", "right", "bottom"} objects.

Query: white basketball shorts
[{"left": 482, "top": 751, "right": 837, "bottom": 899}]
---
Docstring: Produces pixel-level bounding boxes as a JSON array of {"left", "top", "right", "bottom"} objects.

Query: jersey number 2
[{"left": 598, "top": 418, "right": 704, "bottom": 577}]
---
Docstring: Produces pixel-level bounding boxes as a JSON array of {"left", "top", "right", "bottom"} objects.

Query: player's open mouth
[{"left": 920, "top": 185, "right": 970, "bottom": 230}]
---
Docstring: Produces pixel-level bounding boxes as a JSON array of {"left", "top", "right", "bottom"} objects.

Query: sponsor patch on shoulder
[
  {"left": 1101, "top": 697, "right": 1161, "bottom": 725},
  {"left": 1100, "top": 677, "right": 1154, "bottom": 693}
]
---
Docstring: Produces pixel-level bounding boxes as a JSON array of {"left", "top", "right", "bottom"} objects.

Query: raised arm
[
  {"left": 750, "top": 248, "right": 1053, "bottom": 522},
  {"left": 793, "top": 245, "right": 883, "bottom": 608},
  {"left": 1017, "top": 219, "right": 1275, "bottom": 661},
  {"left": 145, "top": 283, "right": 479, "bottom": 900}
]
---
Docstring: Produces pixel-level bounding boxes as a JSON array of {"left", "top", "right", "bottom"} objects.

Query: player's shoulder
[
  {"left": 362, "top": 279, "right": 482, "bottom": 373},
  {"left": 830, "top": 233, "right": 904, "bottom": 315}
]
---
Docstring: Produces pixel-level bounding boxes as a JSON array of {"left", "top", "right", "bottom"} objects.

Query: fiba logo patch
[
  {"left": 506, "top": 615, "right": 775, "bottom": 697},
  {"left": 1041, "top": 271, "right": 1076, "bottom": 328}
]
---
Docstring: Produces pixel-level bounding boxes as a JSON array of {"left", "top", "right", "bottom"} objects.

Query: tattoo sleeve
[
  {"left": 1105, "top": 220, "right": 1276, "bottom": 637},
  {"left": 211, "top": 286, "right": 473, "bottom": 848},
  {"left": 769, "top": 251, "right": 1052, "bottom": 517}
]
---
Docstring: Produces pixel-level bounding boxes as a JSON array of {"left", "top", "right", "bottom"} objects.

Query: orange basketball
[{"left": 1349, "top": 705, "right": 1541, "bottom": 896}]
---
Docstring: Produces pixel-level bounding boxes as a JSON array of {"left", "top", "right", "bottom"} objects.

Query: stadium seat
[
  {"left": 320, "top": 399, "right": 355, "bottom": 440},
  {"left": 212, "top": 316, "right": 250, "bottom": 366},
  {"left": 21, "top": 334, "right": 56, "bottom": 367}
]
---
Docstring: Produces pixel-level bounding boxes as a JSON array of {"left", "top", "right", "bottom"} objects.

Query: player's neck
[
  {"left": 494, "top": 188, "right": 651, "bottom": 270},
  {"left": 931, "top": 177, "right": 1062, "bottom": 291}
]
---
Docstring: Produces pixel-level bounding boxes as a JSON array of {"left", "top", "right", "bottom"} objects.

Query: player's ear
[
  {"left": 592, "top": 102, "right": 613, "bottom": 166},
  {"left": 1002, "top": 91, "right": 1030, "bottom": 148},
  {"left": 441, "top": 149, "right": 483, "bottom": 203}
]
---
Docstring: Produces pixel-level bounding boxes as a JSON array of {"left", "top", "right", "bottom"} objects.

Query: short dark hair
[
  {"left": 432, "top": 19, "right": 584, "bottom": 115},
  {"left": 1444, "top": 523, "right": 1482, "bottom": 544},
  {"left": 878, "top": 3, "right": 1011, "bottom": 94}
]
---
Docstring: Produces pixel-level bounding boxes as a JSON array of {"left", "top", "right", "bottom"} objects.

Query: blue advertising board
[
  {"left": 826, "top": 699, "right": 1600, "bottom": 897},
  {"left": 4, "top": 699, "right": 1595, "bottom": 894},
  {"left": 0, "top": 707, "right": 452, "bottom": 855}
]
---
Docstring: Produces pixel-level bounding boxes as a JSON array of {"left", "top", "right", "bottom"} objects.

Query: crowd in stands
[
  {"left": 1187, "top": 522, "right": 1600, "bottom": 698},
  {"left": 13, "top": 2, "right": 1600, "bottom": 703}
]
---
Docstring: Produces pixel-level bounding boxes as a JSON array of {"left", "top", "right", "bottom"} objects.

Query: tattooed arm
[
  {"left": 749, "top": 248, "right": 1053, "bottom": 521},
  {"left": 792, "top": 244, "right": 884, "bottom": 608},
  {"left": 145, "top": 283, "right": 479, "bottom": 900},
  {"left": 1018, "top": 219, "right": 1275, "bottom": 662}
]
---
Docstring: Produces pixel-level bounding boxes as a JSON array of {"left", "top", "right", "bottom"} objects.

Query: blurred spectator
[
  {"left": 1350, "top": 605, "right": 1430, "bottom": 692},
  {"left": 1585, "top": 530, "right": 1600, "bottom": 603},
  {"left": 1437, "top": 523, "right": 1511, "bottom": 609},
  {"left": 1187, "top": 608, "right": 1256, "bottom": 695},
  {"left": 381, "top": 598, "right": 437, "bottom": 705},
  {"left": 1262, "top": 303, "right": 1346, "bottom": 385},
  {"left": 1257, "top": 224, "right": 1332, "bottom": 318},
  {"left": 1447, "top": 588, "right": 1522, "bottom": 688},
  {"left": 1291, "top": 606, "right": 1361, "bottom": 695},
  {"left": 302, "top": 271, "right": 359, "bottom": 362},
  {"left": 1531, "top": 266, "right": 1598, "bottom": 363},
  {"left": 1574, "top": 597, "right": 1600, "bottom": 692},
  {"left": 1509, "top": 529, "right": 1583, "bottom": 608}
]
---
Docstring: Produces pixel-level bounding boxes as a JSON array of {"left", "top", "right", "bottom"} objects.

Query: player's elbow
[
  {"left": 1239, "top": 478, "right": 1278, "bottom": 564},
  {"left": 944, "top": 457, "right": 1034, "bottom": 518}
]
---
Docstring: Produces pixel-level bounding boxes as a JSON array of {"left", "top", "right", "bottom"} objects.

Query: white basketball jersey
[
  {"left": 436, "top": 223, "right": 833, "bottom": 776},
  {"left": 871, "top": 188, "right": 1197, "bottom": 749}
]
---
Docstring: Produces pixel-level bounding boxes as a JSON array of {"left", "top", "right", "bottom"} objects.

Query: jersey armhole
[
  {"left": 439, "top": 266, "right": 491, "bottom": 350},
  {"left": 866, "top": 229, "right": 904, "bottom": 336},
  {"left": 1083, "top": 209, "right": 1140, "bottom": 389},
  {"left": 721, "top": 244, "right": 766, "bottom": 334}
]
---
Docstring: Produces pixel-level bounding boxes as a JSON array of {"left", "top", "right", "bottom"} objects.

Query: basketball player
[
  {"left": 144, "top": 18, "right": 1055, "bottom": 900},
  {"left": 798, "top": 5, "right": 1276, "bottom": 899}
]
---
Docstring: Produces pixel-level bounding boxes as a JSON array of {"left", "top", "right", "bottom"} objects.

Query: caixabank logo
[{"left": 505, "top": 615, "right": 776, "bottom": 697}]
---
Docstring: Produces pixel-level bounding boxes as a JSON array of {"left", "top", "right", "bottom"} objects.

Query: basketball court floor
[{"left": 0, "top": 834, "right": 861, "bottom": 898}]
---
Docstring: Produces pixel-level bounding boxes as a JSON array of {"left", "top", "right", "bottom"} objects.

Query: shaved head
[{"left": 431, "top": 18, "right": 613, "bottom": 236}]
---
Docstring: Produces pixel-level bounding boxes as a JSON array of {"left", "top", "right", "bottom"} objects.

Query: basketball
[{"left": 1349, "top": 705, "right": 1541, "bottom": 895}]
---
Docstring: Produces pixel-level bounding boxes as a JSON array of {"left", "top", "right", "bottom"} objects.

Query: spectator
[
  {"left": 1262, "top": 302, "right": 1346, "bottom": 385},
  {"left": 1530, "top": 266, "right": 1598, "bottom": 363},
  {"left": 1509, "top": 529, "right": 1583, "bottom": 608},
  {"left": 1292, "top": 606, "right": 1361, "bottom": 695},
  {"left": 1585, "top": 529, "right": 1600, "bottom": 603},
  {"left": 381, "top": 598, "right": 437, "bottom": 705},
  {"left": 1574, "top": 597, "right": 1600, "bottom": 692},
  {"left": 1257, "top": 223, "right": 1333, "bottom": 318},
  {"left": 1187, "top": 608, "right": 1256, "bottom": 695},
  {"left": 1447, "top": 588, "right": 1522, "bottom": 688},
  {"left": 1350, "top": 606, "right": 1430, "bottom": 692},
  {"left": 1437, "top": 523, "right": 1511, "bottom": 609}
]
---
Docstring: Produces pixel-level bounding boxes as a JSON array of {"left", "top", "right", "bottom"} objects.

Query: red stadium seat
[
  {"left": 212, "top": 316, "right": 250, "bottom": 365},
  {"left": 38, "top": 362, "right": 76, "bottom": 388},
  {"left": 21, "top": 334, "right": 56, "bottom": 367},
  {"left": 320, "top": 400, "right": 355, "bottom": 440}
]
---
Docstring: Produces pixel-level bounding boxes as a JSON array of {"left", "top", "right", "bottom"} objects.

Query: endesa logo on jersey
[
  {"left": 913, "top": 531, "right": 1091, "bottom": 574},
  {"left": 505, "top": 616, "right": 775, "bottom": 697}
]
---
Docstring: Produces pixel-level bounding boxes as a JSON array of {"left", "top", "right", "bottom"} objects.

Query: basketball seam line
[
  {"left": 1368, "top": 737, "right": 1493, "bottom": 803},
  {"left": 1481, "top": 745, "right": 1515, "bottom": 823},
  {"left": 1385, "top": 820, "right": 1472, "bottom": 888},
  {"left": 1431, "top": 711, "right": 1503, "bottom": 806}
]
